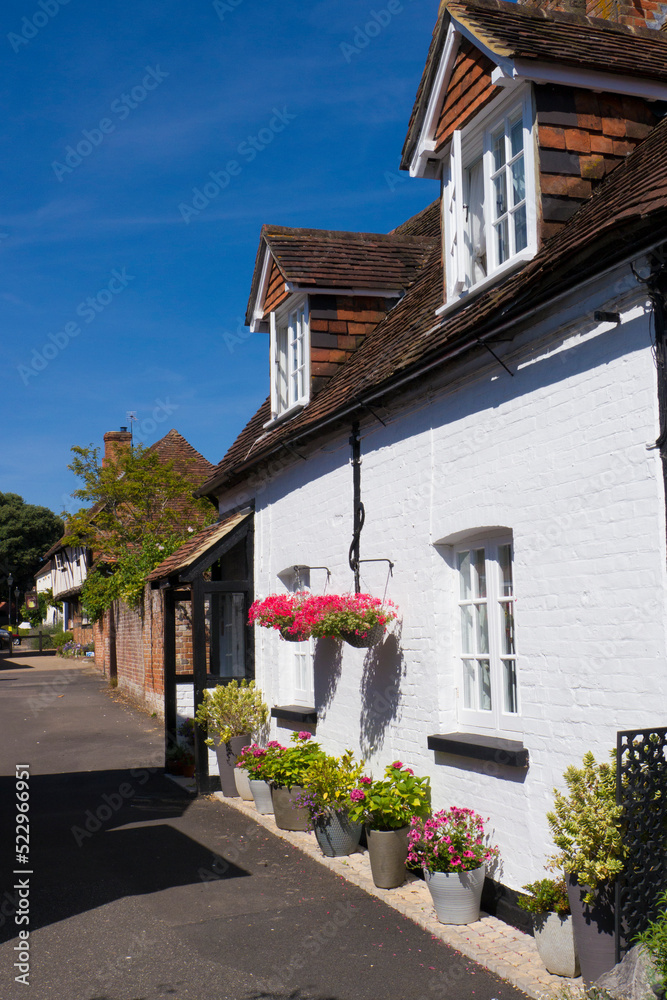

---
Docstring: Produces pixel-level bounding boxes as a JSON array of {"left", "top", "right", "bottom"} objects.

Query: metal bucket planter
[
  {"left": 424, "top": 865, "right": 485, "bottom": 924},
  {"left": 314, "top": 811, "right": 362, "bottom": 857},
  {"left": 366, "top": 826, "right": 409, "bottom": 889},
  {"left": 215, "top": 735, "right": 251, "bottom": 797},
  {"left": 271, "top": 784, "right": 310, "bottom": 831},
  {"left": 533, "top": 912, "right": 580, "bottom": 978},
  {"left": 567, "top": 874, "right": 615, "bottom": 986},
  {"left": 234, "top": 766, "right": 254, "bottom": 801},
  {"left": 339, "top": 624, "right": 385, "bottom": 648},
  {"left": 249, "top": 778, "right": 274, "bottom": 814}
]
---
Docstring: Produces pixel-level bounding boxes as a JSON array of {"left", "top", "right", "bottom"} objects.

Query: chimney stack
[{"left": 103, "top": 427, "right": 132, "bottom": 467}]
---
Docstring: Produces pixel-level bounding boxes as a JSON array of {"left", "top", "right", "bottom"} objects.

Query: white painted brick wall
[
  {"left": 219, "top": 280, "right": 667, "bottom": 892},
  {"left": 175, "top": 683, "right": 218, "bottom": 775}
]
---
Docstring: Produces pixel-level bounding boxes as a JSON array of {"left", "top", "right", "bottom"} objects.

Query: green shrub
[
  {"left": 194, "top": 680, "right": 268, "bottom": 745},
  {"left": 636, "top": 889, "right": 667, "bottom": 981},
  {"left": 51, "top": 630, "right": 73, "bottom": 650},
  {"left": 518, "top": 877, "right": 570, "bottom": 915}
]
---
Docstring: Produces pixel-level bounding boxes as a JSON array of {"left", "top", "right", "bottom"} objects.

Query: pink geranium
[{"left": 407, "top": 807, "right": 498, "bottom": 874}]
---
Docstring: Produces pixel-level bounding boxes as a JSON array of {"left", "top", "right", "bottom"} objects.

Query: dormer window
[
  {"left": 443, "top": 86, "right": 537, "bottom": 307},
  {"left": 269, "top": 296, "right": 310, "bottom": 421}
]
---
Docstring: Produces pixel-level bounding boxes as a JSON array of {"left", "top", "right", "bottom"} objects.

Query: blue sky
[{"left": 1, "top": 0, "right": 439, "bottom": 517}]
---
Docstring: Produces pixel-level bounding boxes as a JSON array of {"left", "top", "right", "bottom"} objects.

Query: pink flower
[
  {"left": 350, "top": 789, "right": 365, "bottom": 802},
  {"left": 404, "top": 768, "right": 414, "bottom": 776},
  {"left": 297, "top": 731, "right": 312, "bottom": 741},
  {"left": 360, "top": 776, "right": 372, "bottom": 785},
  {"left": 391, "top": 760, "right": 403, "bottom": 769}
]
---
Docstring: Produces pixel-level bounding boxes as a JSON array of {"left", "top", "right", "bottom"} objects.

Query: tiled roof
[
  {"left": 146, "top": 510, "right": 250, "bottom": 582},
  {"left": 245, "top": 226, "right": 437, "bottom": 324},
  {"left": 401, "top": 0, "right": 667, "bottom": 169},
  {"left": 201, "top": 115, "right": 667, "bottom": 496}
]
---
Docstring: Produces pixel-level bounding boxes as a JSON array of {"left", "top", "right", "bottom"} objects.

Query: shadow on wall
[
  {"left": 313, "top": 636, "right": 343, "bottom": 719},
  {"left": 359, "top": 622, "right": 405, "bottom": 756}
]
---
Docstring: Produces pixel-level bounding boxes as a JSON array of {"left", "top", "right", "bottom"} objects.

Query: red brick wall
[
  {"left": 536, "top": 85, "right": 658, "bottom": 240},
  {"left": 435, "top": 40, "right": 498, "bottom": 153},
  {"left": 309, "top": 294, "right": 390, "bottom": 395}
]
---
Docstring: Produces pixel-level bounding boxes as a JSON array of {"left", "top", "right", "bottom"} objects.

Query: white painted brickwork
[
  {"left": 219, "top": 273, "right": 667, "bottom": 892},
  {"left": 176, "top": 683, "right": 218, "bottom": 775}
]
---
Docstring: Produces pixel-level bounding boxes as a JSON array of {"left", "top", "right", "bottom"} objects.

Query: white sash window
[{"left": 270, "top": 297, "right": 310, "bottom": 420}]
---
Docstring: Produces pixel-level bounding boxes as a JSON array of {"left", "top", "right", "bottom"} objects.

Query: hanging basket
[
  {"left": 280, "top": 627, "right": 310, "bottom": 642},
  {"left": 340, "top": 623, "right": 385, "bottom": 648}
]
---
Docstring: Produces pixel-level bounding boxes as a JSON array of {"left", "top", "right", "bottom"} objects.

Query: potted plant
[
  {"left": 260, "top": 731, "right": 325, "bottom": 830},
  {"left": 165, "top": 744, "right": 195, "bottom": 778},
  {"left": 348, "top": 761, "right": 431, "bottom": 888},
  {"left": 248, "top": 592, "right": 312, "bottom": 641},
  {"left": 547, "top": 750, "right": 625, "bottom": 985},
  {"left": 194, "top": 680, "right": 269, "bottom": 797},
  {"left": 310, "top": 593, "right": 398, "bottom": 647},
  {"left": 518, "top": 876, "right": 580, "bottom": 978},
  {"left": 298, "top": 750, "right": 365, "bottom": 857},
  {"left": 407, "top": 807, "right": 498, "bottom": 924},
  {"left": 235, "top": 741, "right": 285, "bottom": 814}
]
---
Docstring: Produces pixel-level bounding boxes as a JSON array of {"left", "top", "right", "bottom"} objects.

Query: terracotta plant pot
[
  {"left": 271, "top": 784, "right": 310, "bottom": 831},
  {"left": 215, "top": 734, "right": 251, "bottom": 797},
  {"left": 366, "top": 826, "right": 409, "bottom": 889}
]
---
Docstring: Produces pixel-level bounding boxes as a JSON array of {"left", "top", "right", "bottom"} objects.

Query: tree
[
  {"left": 0, "top": 493, "right": 63, "bottom": 593},
  {"left": 62, "top": 442, "right": 216, "bottom": 616}
]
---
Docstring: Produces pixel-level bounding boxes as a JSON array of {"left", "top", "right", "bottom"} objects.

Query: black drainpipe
[
  {"left": 644, "top": 257, "right": 667, "bottom": 546},
  {"left": 348, "top": 422, "right": 365, "bottom": 593}
]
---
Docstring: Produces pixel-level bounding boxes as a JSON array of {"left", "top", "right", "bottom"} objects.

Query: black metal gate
[{"left": 616, "top": 726, "right": 667, "bottom": 961}]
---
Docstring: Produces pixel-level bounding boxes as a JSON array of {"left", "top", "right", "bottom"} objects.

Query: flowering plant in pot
[
  {"left": 348, "top": 761, "right": 431, "bottom": 888},
  {"left": 194, "top": 680, "right": 269, "bottom": 796},
  {"left": 309, "top": 593, "right": 398, "bottom": 647},
  {"left": 547, "top": 750, "right": 625, "bottom": 984},
  {"left": 297, "top": 749, "right": 365, "bottom": 857},
  {"left": 260, "top": 732, "right": 325, "bottom": 831},
  {"left": 248, "top": 592, "right": 312, "bottom": 641},
  {"left": 407, "top": 807, "right": 498, "bottom": 924},
  {"left": 166, "top": 744, "right": 195, "bottom": 777},
  {"left": 235, "top": 740, "right": 285, "bottom": 813},
  {"left": 518, "top": 877, "right": 580, "bottom": 978}
]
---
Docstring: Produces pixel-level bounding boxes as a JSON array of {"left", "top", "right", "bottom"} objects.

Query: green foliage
[
  {"left": 51, "top": 629, "right": 73, "bottom": 650},
  {"left": 347, "top": 761, "right": 432, "bottom": 830},
  {"left": 260, "top": 732, "right": 326, "bottom": 790},
  {"left": 301, "top": 750, "right": 365, "bottom": 815},
  {"left": 0, "top": 493, "right": 63, "bottom": 592},
  {"left": 20, "top": 589, "right": 62, "bottom": 628},
  {"left": 194, "top": 681, "right": 269, "bottom": 745},
  {"left": 64, "top": 441, "right": 216, "bottom": 619},
  {"left": 518, "top": 877, "right": 570, "bottom": 915},
  {"left": 547, "top": 750, "right": 625, "bottom": 902},
  {"left": 636, "top": 889, "right": 667, "bottom": 980}
]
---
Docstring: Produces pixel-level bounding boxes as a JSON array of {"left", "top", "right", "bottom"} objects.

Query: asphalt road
[{"left": 0, "top": 654, "right": 527, "bottom": 1000}]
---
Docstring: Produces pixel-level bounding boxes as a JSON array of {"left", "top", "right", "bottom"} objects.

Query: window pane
[
  {"left": 494, "top": 174, "right": 507, "bottom": 220},
  {"left": 474, "top": 548, "right": 486, "bottom": 598},
  {"left": 500, "top": 600, "right": 514, "bottom": 655},
  {"left": 510, "top": 117, "right": 523, "bottom": 158},
  {"left": 504, "top": 659, "right": 518, "bottom": 713},
  {"left": 463, "top": 659, "right": 475, "bottom": 708},
  {"left": 220, "top": 593, "right": 245, "bottom": 677},
  {"left": 461, "top": 605, "right": 473, "bottom": 653},
  {"left": 277, "top": 326, "right": 288, "bottom": 412},
  {"left": 478, "top": 660, "right": 492, "bottom": 711},
  {"left": 514, "top": 204, "right": 527, "bottom": 253},
  {"left": 493, "top": 130, "right": 505, "bottom": 171},
  {"left": 458, "top": 550, "right": 471, "bottom": 600},
  {"left": 499, "top": 544, "right": 513, "bottom": 596},
  {"left": 476, "top": 604, "right": 489, "bottom": 654},
  {"left": 495, "top": 217, "right": 509, "bottom": 264},
  {"left": 511, "top": 156, "right": 525, "bottom": 206}
]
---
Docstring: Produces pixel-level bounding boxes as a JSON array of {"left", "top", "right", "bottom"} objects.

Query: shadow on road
[{"left": 0, "top": 769, "right": 250, "bottom": 944}]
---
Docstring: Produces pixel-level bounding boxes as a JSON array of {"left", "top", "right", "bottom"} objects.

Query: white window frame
[
  {"left": 442, "top": 85, "right": 537, "bottom": 309},
  {"left": 268, "top": 296, "right": 310, "bottom": 422},
  {"left": 454, "top": 533, "right": 519, "bottom": 734}
]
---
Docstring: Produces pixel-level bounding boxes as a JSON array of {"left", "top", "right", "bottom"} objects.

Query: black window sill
[
  {"left": 427, "top": 733, "right": 529, "bottom": 768},
  {"left": 271, "top": 705, "right": 317, "bottom": 724}
]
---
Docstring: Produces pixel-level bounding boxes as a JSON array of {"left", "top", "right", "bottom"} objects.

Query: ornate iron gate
[{"left": 616, "top": 726, "right": 667, "bottom": 961}]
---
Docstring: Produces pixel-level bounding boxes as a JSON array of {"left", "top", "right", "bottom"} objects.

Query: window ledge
[
  {"left": 271, "top": 704, "right": 317, "bottom": 724},
  {"left": 263, "top": 402, "right": 306, "bottom": 430},
  {"left": 437, "top": 250, "right": 535, "bottom": 318},
  {"left": 427, "top": 732, "right": 529, "bottom": 768}
]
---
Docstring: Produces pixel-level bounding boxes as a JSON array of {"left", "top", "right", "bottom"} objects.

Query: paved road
[{"left": 0, "top": 655, "right": 527, "bottom": 1000}]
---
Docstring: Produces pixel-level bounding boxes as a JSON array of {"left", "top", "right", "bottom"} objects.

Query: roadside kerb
[{"left": 192, "top": 785, "right": 582, "bottom": 1000}]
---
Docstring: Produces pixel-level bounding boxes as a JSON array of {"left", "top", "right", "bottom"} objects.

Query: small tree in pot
[
  {"left": 195, "top": 680, "right": 268, "bottom": 797},
  {"left": 298, "top": 749, "right": 365, "bottom": 857},
  {"left": 518, "top": 877, "right": 580, "bottom": 978}
]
